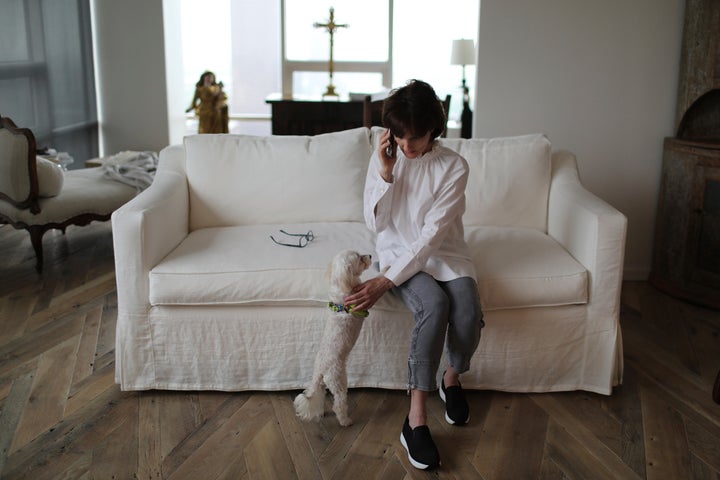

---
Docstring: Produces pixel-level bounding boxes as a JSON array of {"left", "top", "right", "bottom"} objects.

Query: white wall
[
  {"left": 92, "top": 0, "right": 170, "bottom": 154},
  {"left": 162, "top": 0, "right": 186, "bottom": 146},
  {"left": 474, "top": 0, "right": 685, "bottom": 280}
]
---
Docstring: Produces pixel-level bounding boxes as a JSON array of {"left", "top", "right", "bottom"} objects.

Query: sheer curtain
[{"left": 0, "top": 0, "right": 97, "bottom": 169}]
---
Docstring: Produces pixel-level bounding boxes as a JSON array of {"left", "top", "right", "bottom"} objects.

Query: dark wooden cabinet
[
  {"left": 266, "top": 94, "right": 365, "bottom": 136},
  {"left": 651, "top": 139, "right": 720, "bottom": 308}
]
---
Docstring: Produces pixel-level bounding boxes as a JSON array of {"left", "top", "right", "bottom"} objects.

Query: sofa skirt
[{"left": 115, "top": 302, "right": 622, "bottom": 395}]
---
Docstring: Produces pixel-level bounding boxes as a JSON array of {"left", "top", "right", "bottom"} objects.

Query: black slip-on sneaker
[
  {"left": 399, "top": 416, "right": 441, "bottom": 470},
  {"left": 439, "top": 374, "right": 470, "bottom": 425}
]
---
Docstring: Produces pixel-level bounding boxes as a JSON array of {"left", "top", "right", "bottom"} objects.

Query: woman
[{"left": 344, "top": 79, "right": 484, "bottom": 470}]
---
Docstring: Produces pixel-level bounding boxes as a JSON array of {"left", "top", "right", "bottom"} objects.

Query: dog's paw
[
  {"left": 294, "top": 393, "right": 324, "bottom": 421},
  {"left": 338, "top": 416, "right": 353, "bottom": 427}
]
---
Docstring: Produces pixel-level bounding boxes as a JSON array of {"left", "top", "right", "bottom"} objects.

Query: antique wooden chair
[{"left": 0, "top": 116, "right": 137, "bottom": 272}]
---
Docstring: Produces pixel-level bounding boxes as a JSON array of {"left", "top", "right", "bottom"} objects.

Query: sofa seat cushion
[
  {"left": 149, "top": 222, "right": 407, "bottom": 311},
  {"left": 150, "top": 223, "right": 588, "bottom": 313},
  {"left": 467, "top": 226, "right": 588, "bottom": 311}
]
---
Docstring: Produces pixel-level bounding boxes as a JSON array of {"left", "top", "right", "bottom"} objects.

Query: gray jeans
[{"left": 394, "top": 272, "right": 484, "bottom": 392}]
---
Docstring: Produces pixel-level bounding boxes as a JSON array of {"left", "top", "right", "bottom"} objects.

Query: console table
[{"left": 266, "top": 94, "right": 365, "bottom": 135}]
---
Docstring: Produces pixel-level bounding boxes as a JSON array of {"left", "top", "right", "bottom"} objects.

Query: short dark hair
[{"left": 382, "top": 79, "right": 446, "bottom": 139}]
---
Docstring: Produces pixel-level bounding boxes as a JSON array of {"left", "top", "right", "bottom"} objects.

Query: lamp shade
[{"left": 450, "top": 39, "right": 476, "bottom": 66}]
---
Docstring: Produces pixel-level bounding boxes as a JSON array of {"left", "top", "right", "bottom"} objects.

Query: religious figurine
[
  {"left": 186, "top": 71, "right": 229, "bottom": 134},
  {"left": 314, "top": 7, "right": 348, "bottom": 97}
]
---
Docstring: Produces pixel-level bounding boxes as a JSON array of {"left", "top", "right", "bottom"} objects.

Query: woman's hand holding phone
[{"left": 379, "top": 129, "right": 396, "bottom": 183}]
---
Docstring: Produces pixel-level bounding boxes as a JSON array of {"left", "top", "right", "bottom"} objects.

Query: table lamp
[{"left": 450, "top": 39, "right": 475, "bottom": 138}]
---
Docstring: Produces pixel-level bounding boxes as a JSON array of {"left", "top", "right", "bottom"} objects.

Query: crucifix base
[{"left": 322, "top": 85, "right": 339, "bottom": 97}]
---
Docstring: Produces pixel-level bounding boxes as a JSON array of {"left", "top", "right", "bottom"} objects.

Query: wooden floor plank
[
  {"left": 494, "top": 395, "right": 548, "bottom": 479},
  {"left": 270, "top": 392, "right": 324, "bottom": 480},
  {"left": 65, "top": 362, "right": 117, "bottom": 417},
  {"left": 471, "top": 392, "right": 516, "bottom": 478},
  {"left": 545, "top": 420, "right": 621, "bottom": 480},
  {"left": 90, "top": 412, "right": 139, "bottom": 479},
  {"left": 0, "top": 292, "right": 34, "bottom": 345},
  {"left": 71, "top": 306, "right": 103, "bottom": 387},
  {"left": 10, "top": 335, "right": 80, "bottom": 452},
  {"left": 684, "top": 416, "right": 720, "bottom": 473},
  {"left": 244, "top": 416, "right": 299, "bottom": 479},
  {"left": 330, "top": 391, "right": 405, "bottom": 479},
  {"left": 137, "top": 393, "right": 163, "bottom": 480},
  {"left": 2, "top": 387, "right": 136, "bottom": 479},
  {"left": 641, "top": 384, "right": 694, "bottom": 480},
  {"left": 604, "top": 366, "right": 647, "bottom": 477},
  {"left": 166, "top": 394, "right": 272, "bottom": 480},
  {"left": 160, "top": 393, "right": 249, "bottom": 476},
  {"left": 159, "top": 392, "right": 204, "bottom": 461},
  {"left": 626, "top": 345, "right": 720, "bottom": 438},
  {"left": 0, "top": 370, "right": 35, "bottom": 474},
  {"left": 531, "top": 394, "right": 642, "bottom": 480}
]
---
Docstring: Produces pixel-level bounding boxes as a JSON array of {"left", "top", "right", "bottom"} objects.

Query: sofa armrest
[
  {"left": 548, "top": 151, "right": 627, "bottom": 317},
  {"left": 112, "top": 145, "right": 189, "bottom": 314}
]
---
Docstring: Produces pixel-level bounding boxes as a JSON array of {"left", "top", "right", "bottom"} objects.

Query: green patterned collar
[{"left": 327, "top": 301, "right": 369, "bottom": 318}]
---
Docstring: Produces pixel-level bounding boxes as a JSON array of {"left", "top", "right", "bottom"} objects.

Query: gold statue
[
  {"left": 314, "top": 7, "right": 348, "bottom": 97},
  {"left": 186, "top": 71, "right": 229, "bottom": 133}
]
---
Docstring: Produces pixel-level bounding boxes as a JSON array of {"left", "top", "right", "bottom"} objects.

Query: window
[
  {"left": 0, "top": 0, "right": 97, "bottom": 167},
  {"left": 283, "top": 0, "right": 479, "bottom": 123},
  {"left": 283, "top": 0, "right": 391, "bottom": 96}
]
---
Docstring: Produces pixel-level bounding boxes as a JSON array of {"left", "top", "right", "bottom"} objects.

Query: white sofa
[{"left": 112, "top": 127, "right": 627, "bottom": 395}]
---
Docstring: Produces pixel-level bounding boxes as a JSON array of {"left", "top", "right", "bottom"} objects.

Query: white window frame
[{"left": 280, "top": 0, "right": 393, "bottom": 96}]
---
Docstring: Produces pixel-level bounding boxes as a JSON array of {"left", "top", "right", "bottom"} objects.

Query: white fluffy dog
[{"left": 294, "top": 250, "right": 372, "bottom": 426}]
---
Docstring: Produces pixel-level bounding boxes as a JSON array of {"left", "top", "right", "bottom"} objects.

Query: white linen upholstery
[
  {"left": 150, "top": 222, "right": 383, "bottom": 306},
  {"left": 466, "top": 226, "right": 587, "bottom": 310},
  {"left": 35, "top": 157, "right": 64, "bottom": 197},
  {"left": 149, "top": 223, "right": 587, "bottom": 312},
  {"left": 0, "top": 127, "right": 32, "bottom": 202},
  {"left": 185, "top": 128, "right": 371, "bottom": 229},
  {"left": 112, "top": 128, "right": 627, "bottom": 395},
  {"left": 0, "top": 168, "right": 136, "bottom": 224},
  {"left": 442, "top": 133, "right": 552, "bottom": 231}
]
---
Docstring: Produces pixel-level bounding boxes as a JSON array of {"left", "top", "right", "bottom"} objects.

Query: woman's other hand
[{"left": 345, "top": 276, "right": 395, "bottom": 312}]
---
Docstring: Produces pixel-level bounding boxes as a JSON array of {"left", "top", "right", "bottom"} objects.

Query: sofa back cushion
[
  {"left": 184, "top": 127, "right": 372, "bottom": 230},
  {"left": 440, "top": 134, "right": 551, "bottom": 231}
]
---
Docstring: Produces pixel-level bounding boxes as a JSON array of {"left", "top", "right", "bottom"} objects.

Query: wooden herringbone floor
[{"left": 0, "top": 221, "right": 719, "bottom": 479}]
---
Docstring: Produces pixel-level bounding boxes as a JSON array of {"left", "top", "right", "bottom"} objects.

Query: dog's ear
[
  {"left": 338, "top": 267, "right": 354, "bottom": 293},
  {"left": 332, "top": 251, "right": 358, "bottom": 293},
  {"left": 328, "top": 253, "right": 343, "bottom": 283}
]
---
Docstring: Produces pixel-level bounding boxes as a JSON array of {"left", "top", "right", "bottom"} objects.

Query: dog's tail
[{"left": 294, "top": 387, "right": 325, "bottom": 422}]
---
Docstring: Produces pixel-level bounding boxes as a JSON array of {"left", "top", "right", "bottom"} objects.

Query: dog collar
[{"left": 327, "top": 302, "right": 369, "bottom": 317}]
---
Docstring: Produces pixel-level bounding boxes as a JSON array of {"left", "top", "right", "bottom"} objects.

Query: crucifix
[{"left": 314, "top": 7, "right": 348, "bottom": 97}]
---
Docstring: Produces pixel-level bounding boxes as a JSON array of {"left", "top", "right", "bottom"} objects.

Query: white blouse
[{"left": 364, "top": 142, "right": 476, "bottom": 286}]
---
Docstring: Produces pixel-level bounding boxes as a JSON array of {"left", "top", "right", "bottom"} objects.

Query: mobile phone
[{"left": 385, "top": 135, "right": 396, "bottom": 158}]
